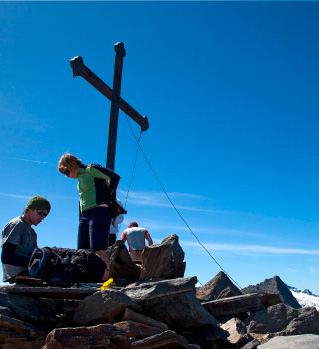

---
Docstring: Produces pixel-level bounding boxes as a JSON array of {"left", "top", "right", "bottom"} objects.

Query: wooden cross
[{"left": 70, "top": 42, "right": 149, "bottom": 171}]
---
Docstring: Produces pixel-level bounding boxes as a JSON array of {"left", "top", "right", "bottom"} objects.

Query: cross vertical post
[{"left": 107, "top": 42, "right": 126, "bottom": 170}]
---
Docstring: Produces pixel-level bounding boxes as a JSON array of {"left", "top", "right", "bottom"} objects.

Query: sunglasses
[
  {"left": 63, "top": 170, "right": 70, "bottom": 176},
  {"left": 37, "top": 209, "right": 48, "bottom": 217}
]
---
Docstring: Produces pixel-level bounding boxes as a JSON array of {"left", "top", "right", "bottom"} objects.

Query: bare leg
[{"left": 96, "top": 250, "right": 110, "bottom": 281}]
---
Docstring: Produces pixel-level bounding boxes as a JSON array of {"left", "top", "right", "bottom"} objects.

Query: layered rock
[
  {"left": 0, "top": 235, "right": 317, "bottom": 349},
  {"left": 245, "top": 303, "right": 319, "bottom": 336},
  {"left": 243, "top": 275, "right": 301, "bottom": 308},
  {"left": 139, "top": 234, "right": 186, "bottom": 280},
  {"left": 107, "top": 240, "right": 141, "bottom": 283},
  {"left": 196, "top": 271, "right": 242, "bottom": 302},
  {"left": 43, "top": 324, "right": 130, "bottom": 349},
  {"left": 73, "top": 288, "right": 142, "bottom": 325}
]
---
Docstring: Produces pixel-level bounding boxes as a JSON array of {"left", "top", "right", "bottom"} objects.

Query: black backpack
[
  {"left": 28, "top": 247, "right": 106, "bottom": 284},
  {"left": 90, "top": 164, "right": 127, "bottom": 222}
]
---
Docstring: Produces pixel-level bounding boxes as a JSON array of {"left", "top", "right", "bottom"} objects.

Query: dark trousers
[{"left": 78, "top": 206, "right": 111, "bottom": 251}]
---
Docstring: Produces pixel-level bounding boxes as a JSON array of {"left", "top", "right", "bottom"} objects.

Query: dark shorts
[{"left": 78, "top": 206, "right": 111, "bottom": 251}]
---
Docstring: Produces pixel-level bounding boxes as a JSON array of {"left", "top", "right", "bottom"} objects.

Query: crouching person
[{"left": 1, "top": 196, "right": 50, "bottom": 283}]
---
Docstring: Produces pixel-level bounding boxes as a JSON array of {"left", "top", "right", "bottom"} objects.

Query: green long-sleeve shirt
[{"left": 77, "top": 166, "right": 111, "bottom": 213}]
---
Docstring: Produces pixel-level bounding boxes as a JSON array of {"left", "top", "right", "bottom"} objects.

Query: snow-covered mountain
[{"left": 288, "top": 285, "right": 319, "bottom": 310}]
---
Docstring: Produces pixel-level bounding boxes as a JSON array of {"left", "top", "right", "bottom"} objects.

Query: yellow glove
[{"left": 100, "top": 278, "right": 114, "bottom": 290}]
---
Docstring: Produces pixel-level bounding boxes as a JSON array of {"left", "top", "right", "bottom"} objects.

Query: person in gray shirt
[{"left": 1, "top": 196, "right": 51, "bottom": 282}]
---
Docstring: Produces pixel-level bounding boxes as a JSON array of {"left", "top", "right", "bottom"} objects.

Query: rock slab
[
  {"left": 257, "top": 334, "right": 319, "bottom": 349},
  {"left": 73, "top": 288, "right": 142, "bottom": 325},
  {"left": 141, "top": 290, "right": 218, "bottom": 330},
  {"left": 131, "top": 330, "right": 189, "bottom": 348},
  {"left": 139, "top": 234, "right": 185, "bottom": 280},
  {"left": 196, "top": 271, "right": 242, "bottom": 302},
  {"left": 44, "top": 324, "right": 131, "bottom": 349}
]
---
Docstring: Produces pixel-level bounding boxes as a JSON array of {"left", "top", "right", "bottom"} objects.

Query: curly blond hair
[{"left": 58, "top": 153, "right": 82, "bottom": 174}]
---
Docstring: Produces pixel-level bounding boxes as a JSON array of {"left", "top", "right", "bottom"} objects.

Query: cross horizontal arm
[{"left": 70, "top": 56, "right": 149, "bottom": 132}]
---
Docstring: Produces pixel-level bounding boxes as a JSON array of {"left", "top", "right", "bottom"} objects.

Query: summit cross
[{"left": 70, "top": 42, "right": 149, "bottom": 171}]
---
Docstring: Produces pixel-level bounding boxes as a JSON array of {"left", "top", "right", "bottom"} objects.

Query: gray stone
[
  {"left": 245, "top": 303, "right": 298, "bottom": 334},
  {"left": 0, "top": 292, "right": 57, "bottom": 324},
  {"left": 122, "top": 277, "right": 197, "bottom": 302},
  {"left": 141, "top": 290, "right": 218, "bottom": 330},
  {"left": 259, "top": 294, "right": 282, "bottom": 308},
  {"left": 243, "top": 276, "right": 301, "bottom": 309},
  {"left": 257, "top": 334, "right": 319, "bottom": 349},
  {"left": 108, "top": 240, "right": 141, "bottom": 283},
  {"left": 281, "top": 306, "right": 319, "bottom": 335},
  {"left": 114, "top": 320, "right": 163, "bottom": 339},
  {"left": 0, "top": 285, "right": 98, "bottom": 300},
  {"left": 139, "top": 234, "right": 185, "bottom": 280},
  {"left": 0, "top": 314, "right": 39, "bottom": 331},
  {"left": 44, "top": 324, "right": 130, "bottom": 349},
  {"left": 220, "top": 317, "right": 252, "bottom": 346},
  {"left": 0, "top": 315, "right": 46, "bottom": 349},
  {"left": 122, "top": 308, "right": 168, "bottom": 331},
  {"left": 196, "top": 271, "right": 242, "bottom": 302},
  {"left": 246, "top": 303, "right": 319, "bottom": 336},
  {"left": 241, "top": 339, "right": 261, "bottom": 349},
  {"left": 73, "top": 288, "right": 142, "bottom": 325},
  {"left": 131, "top": 330, "right": 189, "bottom": 348},
  {"left": 203, "top": 293, "right": 264, "bottom": 318}
]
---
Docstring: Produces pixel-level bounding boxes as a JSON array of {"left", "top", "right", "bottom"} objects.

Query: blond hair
[{"left": 58, "top": 153, "right": 82, "bottom": 174}]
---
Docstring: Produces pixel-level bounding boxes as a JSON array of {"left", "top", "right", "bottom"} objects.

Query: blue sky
[{"left": 1, "top": 2, "right": 319, "bottom": 293}]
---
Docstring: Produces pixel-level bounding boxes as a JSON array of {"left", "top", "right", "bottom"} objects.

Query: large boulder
[
  {"left": 242, "top": 276, "right": 301, "bottom": 308},
  {"left": 281, "top": 306, "right": 319, "bottom": 336},
  {"left": 139, "top": 234, "right": 185, "bottom": 280},
  {"left": 257, "top": 334, "right": 319, "bottom": 349},
  {"left": 245, "top": 303, "right": 319, "bottom": 336},
  {"left": 141, "top": 290, "right": 218, "bottom": 331},
  {"left": 73, "top": 289, "right": 142, "bottom": 326},
  {"left": 245, "top": 303, "right": 298, "bottom": 334},
  {"left": 196, "top": 271, "right": 242, "bottom": 302},
  {"left": 108, "top": 240, "right": 141, "bottom": 283},
  {"left": 44, "top": 324, "right": 131, "bottom": 349},
  {"left": 122, "top": 276, "right": 216, "bottom": 331}
]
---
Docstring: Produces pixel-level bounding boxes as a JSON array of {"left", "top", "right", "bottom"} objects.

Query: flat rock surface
[
  {"left": 203, "top": 293, "right": 264, "bottom": 317},
  {"left": 122, "top": 277, "right": 197, "bottom": 302},
  {"left": 257, "top": 334, "right": 319, "bottom": 348},
  {"left": 0, "top": 285, "right": 99, "bottom": 300}
]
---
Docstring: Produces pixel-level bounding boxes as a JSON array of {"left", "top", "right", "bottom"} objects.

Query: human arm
[
  {"left": 145, "top": 230, "right": 153, "bottom": 246},
  {"left": 1, "top": 242, "right": 30, "bottom": 267},
  {"left": 113, "top": 213, "right": 124, "bottom": 226},
  {"left": 120, "top": 232, "right": 126, "bottom": 242}
]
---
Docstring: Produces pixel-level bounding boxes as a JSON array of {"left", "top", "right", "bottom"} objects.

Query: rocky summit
[{"left": 0, "top": 234, "right": 318, "bottom": 349}]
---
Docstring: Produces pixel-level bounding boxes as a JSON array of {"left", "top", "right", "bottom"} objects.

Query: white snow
[{"left": 288, "top": 286, "right": 319, "bottom": 310}]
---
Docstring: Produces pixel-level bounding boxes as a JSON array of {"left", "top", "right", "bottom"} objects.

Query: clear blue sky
[{"left": 1, "top": 2, "right": 319, "bottom": 293}]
